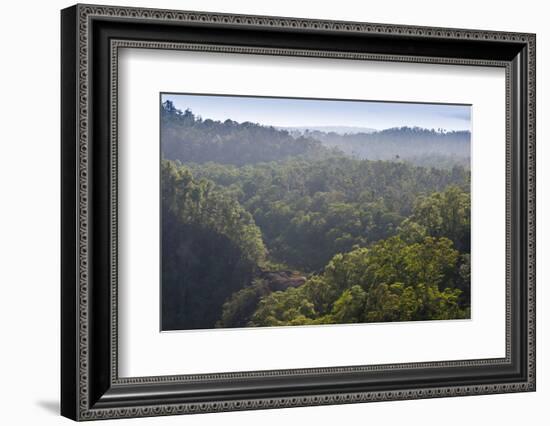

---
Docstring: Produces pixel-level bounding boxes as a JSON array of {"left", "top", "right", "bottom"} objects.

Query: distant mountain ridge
[
  {"left": 161, "top": 101, "right": 334, "bottom": 166},
  {"left": 161, "top": 101, "right": 470, "bottom": 168},
  {"left": 303, "top": 126, "right": 471, "bottom": 167},
  {"left": 277, "top": 125, "right": 377, "bottom": 135}
]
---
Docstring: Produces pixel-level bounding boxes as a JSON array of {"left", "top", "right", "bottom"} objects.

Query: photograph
[
  {"left": 57, "top": 3, "right": 536, "bottom": 420},
  {"left": 160, "top": 93, "right": 472, "bottom": 331}
]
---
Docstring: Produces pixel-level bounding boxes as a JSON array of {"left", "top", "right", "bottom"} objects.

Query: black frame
[{"left": 61, "top": 4, "right": 536, "bottom": 421}]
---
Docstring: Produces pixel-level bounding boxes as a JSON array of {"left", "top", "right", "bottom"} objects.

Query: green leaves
[
  {"left": 161, "top": 151, "right": 471, "bottom": 329},
  {"left": 331, "top": 286, "right": 368, "bottom": 324},
  {"left": 161, "top": 161, "right": 267, "bottom": 330},
  {"left": 161, "top": 103, "right": 331, "bottom": 166},
  {"left": 249, "top": 236, "right": 468, "bottom": 327},
  {"left": 161, "top": 160, "right": 266, "bottom": 266},
  {"left": 188, "top": 157, "right": 469, "bottom": 271},
  {"left": 365, "top": 283, "right": 465, "bottom": 322},
  {"left": 407, "top": 185, "right": 471, "bottom": 252},
  {"left": 217, "top": 279, "right": 270, "bottom": 328}
]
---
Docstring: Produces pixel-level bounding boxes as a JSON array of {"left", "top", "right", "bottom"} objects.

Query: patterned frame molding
[
  {"left": 109, "top": 41, "right": 513, "bottom": 385},
  {"left": 61, "top": 3, "right": 536, "bottom": 421}
]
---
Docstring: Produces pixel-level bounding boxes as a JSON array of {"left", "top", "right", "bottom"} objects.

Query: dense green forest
[
  {"left": 161, "top": 100, "right": 336, "bottom": 166},
  {"left": 160, "top": 100, "right": 471, "bottom": 330}
]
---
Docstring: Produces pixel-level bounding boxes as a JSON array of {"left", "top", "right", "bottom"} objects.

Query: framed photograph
[{"left": 61, "top": 4, "right": 536, "bottom": 421}]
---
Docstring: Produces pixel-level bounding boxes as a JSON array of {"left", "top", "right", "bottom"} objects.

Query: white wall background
[{"left": 0, "top": 0, "right": 546, "bottom": 424}]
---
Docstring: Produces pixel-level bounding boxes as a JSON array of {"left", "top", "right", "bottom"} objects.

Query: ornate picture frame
[{"left": 61, "top": 4, "right": 535, "bottom": 421}]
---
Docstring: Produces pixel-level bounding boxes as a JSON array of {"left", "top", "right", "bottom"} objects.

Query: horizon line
[{"left": 163, "top": 103, "right": 471, "bottom": 134}]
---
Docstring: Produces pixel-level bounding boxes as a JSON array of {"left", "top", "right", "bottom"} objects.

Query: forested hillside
[
  {"left": 189, "top": 158, "right": 469, "bottom": 271},
  {"left": 295, "top": 127, "right": 470, "bottom": 168},
  {"left": 160, "top": 100, "right": 471, "bottom": 330},
  {"left": 161, "top": 100, "right": 470, "bottom": 168},
  {"left": 161, "top": 100, "right": 334, "bottom": 166}
]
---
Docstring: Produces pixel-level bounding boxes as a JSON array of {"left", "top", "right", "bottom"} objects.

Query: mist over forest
[
  {"left": 160, "top": 100, "right": 471, "bottom": 331},
  {"left": 287, "top": 127, "right": 470, "bottom": 169}
]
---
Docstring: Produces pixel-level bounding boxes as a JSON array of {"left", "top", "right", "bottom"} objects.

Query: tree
[
  {"left": 364, "top": 283, "right": 465, "bottom": 322},
  {"left": 249, "top": 236, "right": 468, "bottom": 327},
  {"left": 331, "top": 285, "right": 368, "bottom": 323},
  {"left": 407, "top": 185, "right": 470, "bottom": 252},
  {"left": 161, "top": 103, "right": 332, "bottom": 166},
  {"left": 161, "top": 160, "right": 266, "bottom": 330},
  {"left": 217, "top": 279, "right": 270, "bottom": 328},
  {"left": 158, "top": 105, "right": 472, "bottom": 329}
]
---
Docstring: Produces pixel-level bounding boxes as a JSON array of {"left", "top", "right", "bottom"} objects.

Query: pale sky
[{"left": 162, "top": 93, "right": 471, "bottom": 132}]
